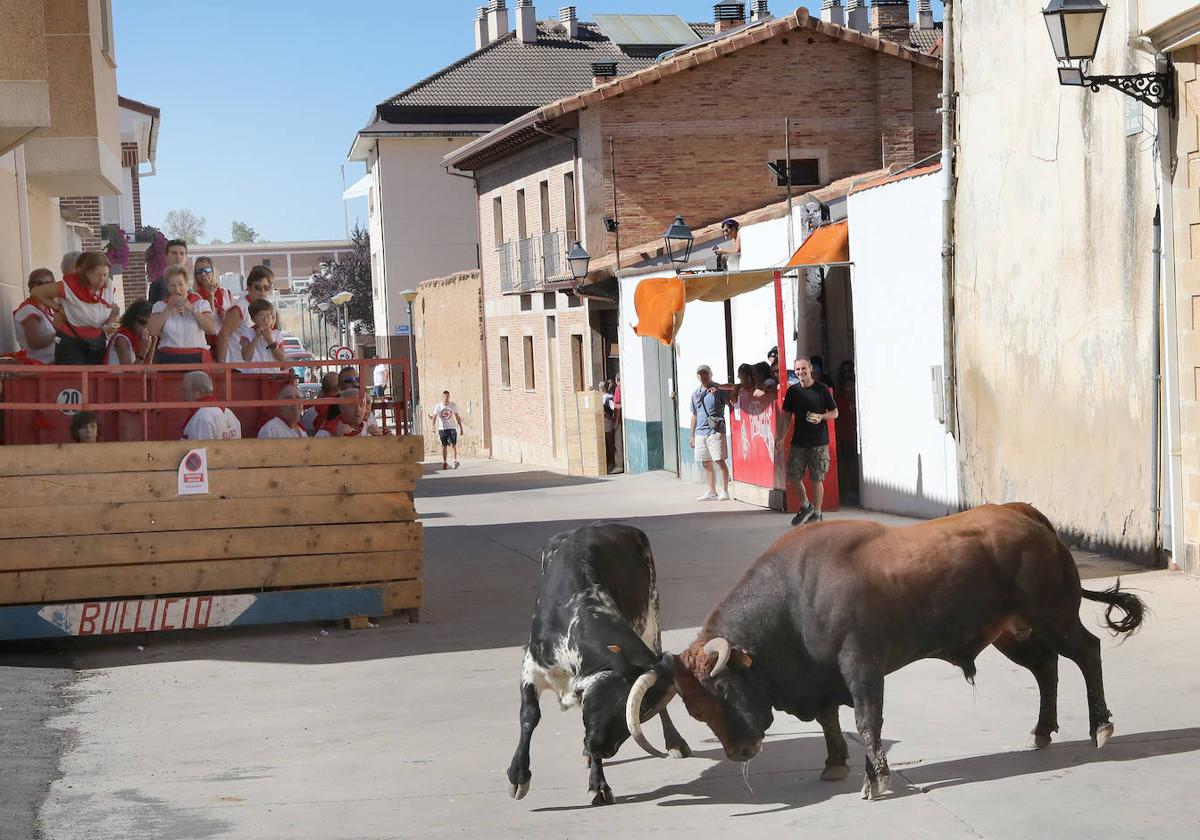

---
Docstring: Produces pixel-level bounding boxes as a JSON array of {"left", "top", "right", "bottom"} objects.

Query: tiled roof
[
  {"left": 375, "top": 19, "right": 713, "bottom": 125},
  {"left": 907, "top": 23, "right": 943, "bottom": 54}
]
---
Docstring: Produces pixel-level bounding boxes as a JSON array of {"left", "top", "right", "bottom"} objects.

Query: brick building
[{"left": 445, "top": 5, "right": 941, "bottom": 469}]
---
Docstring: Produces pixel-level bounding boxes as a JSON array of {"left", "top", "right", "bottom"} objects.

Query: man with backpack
[{"left": 689, "top": 364, "right": 731, "bottom": 501}]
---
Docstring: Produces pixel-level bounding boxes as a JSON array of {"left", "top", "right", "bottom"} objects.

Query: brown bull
[{"left": 623, "top": 503, "right": 1146, "bottom": 799}]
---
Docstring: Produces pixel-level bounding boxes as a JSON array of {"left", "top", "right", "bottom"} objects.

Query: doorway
[
  {"left": 658, "top": 341, "right": 679, "bottom": 475},
  {"left": 820, "top": 266, "right": 859, "bottom": 504}
]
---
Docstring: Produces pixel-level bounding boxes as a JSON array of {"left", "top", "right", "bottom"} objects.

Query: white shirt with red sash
[
  {"left": 152, "top": 293, "right": 212, "bottom": 350},
  {"left": 182, "top": 395, "right": 242, "bottom": 441},
  {"left": 222, "top": 296, "right": 253, "bottom": 364},
  {"left": 12, "top": 298, "right": 56, "bottom": 364},
  {"left": 58, "top": 273, "right": 114, "bottom": 339}
]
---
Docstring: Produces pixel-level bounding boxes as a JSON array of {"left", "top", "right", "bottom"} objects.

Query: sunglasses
[
  {"left": 340, "top": 377, "right": 359, "bottom": 385},
  {"left": 196, "top": 267, "right": 214, "bottom": 275}
]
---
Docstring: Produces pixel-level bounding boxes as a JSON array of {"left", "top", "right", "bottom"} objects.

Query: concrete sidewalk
[{"left": 21, "top": 460, "right": 1200, "bottom": 839}]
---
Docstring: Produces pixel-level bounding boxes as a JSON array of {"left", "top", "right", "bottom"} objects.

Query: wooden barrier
[{"left": 0, "top": 435, "right": 424, "bottom": 639}]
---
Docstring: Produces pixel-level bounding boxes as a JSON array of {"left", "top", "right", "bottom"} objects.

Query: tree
[
  {"left": 163, "top": 208, "right": 206, "bottom": 244},
  {"left": 230, "top": 220, "right": 258, "bottom": 243},
  {"left": 307, "top": 224, "right": 374, "bottom": 336}
]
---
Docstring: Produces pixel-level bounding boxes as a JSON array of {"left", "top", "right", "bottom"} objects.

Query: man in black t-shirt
[{"left": 777, "top": 356, "right": 839, "bottom": 526}]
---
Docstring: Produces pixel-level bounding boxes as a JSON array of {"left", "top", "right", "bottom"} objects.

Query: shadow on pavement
[{"left": 415, "top": 469, "right": 603, "bottom": 498}]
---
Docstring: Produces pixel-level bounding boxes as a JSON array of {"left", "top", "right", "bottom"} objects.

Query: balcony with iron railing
[{"left": 498, "top": 230, "right": 568, "bottom": 294}]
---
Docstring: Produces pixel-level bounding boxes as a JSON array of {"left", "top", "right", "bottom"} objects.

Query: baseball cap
[{"left": 697, "top": 364, "right": 712, "bottom": 375}]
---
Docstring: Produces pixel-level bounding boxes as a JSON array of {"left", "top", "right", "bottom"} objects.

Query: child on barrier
[{"left": 238, "top": 299, "right": 288, "bottom": 374}]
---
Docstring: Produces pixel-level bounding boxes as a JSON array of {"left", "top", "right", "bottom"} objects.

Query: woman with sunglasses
[
  {"left": 106, "top": 299, "right": 154, "bottom": 365},
  {"left": 193, "top": 256, "right": 232, "bottom": 357}
]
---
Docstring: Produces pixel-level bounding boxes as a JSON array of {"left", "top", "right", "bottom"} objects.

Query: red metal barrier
[{"left": 0, "top": 357, "right": 410, "bottom": 444}]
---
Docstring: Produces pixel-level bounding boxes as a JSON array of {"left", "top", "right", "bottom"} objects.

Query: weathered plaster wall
[{"left": 954, "top": 0, "right": 1157, "bottom": 558}]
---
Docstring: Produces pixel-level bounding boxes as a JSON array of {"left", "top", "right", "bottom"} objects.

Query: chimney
[
  {"left": 560, "top": 6, "right": 578, "bottom": 39},
  {"left": 474, "top": 6, "right": 490, "bottom": 49},
  {"left": 750, "top": 1, "right": 771, "bottom": 23},
  {"left": 592, "top": 61, "right": 617, "bottom": 87},
  {"left": 487, "top": 0, "right": 510, "bottom": 43},
  {"left": 516, "top": 0, "right": 537, "bottom": 43},
  {"left": 820, "top": 0, "right": 844, "bottom": 27},
  {"left": 846, "top": 0, "right": 868, "bottom": 33},
  {"left": 713, "top": 1, "right": 746, "bottom": 35},
  {"left": 917, "top": 0, "right": 934, "bottom": 30},
  {"left": 870, "top": 0, "right": 912, "bottom": 43}
]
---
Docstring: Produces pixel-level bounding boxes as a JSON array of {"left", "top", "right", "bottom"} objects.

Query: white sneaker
[
  {"left": 697, "top": 491, "right": 718, "bottom": 501},
  {"left": 717, "top": 490, "right": 731, "bottom": 501}
]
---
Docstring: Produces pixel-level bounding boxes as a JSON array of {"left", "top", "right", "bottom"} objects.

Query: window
[
  {"left": 100, "top": 0, "right": 116, "bottom": 65},
  {"left": 519, "top": 293, "right": 532, "bottom": 312},
  {"left": 517, "top": 189, "right": 528, "bottom": 240},
  {"left": 570, "top": 334, "right": 584, "bottom": 391},
  {"left": 262, "top": 258, "right": 271, "bottom": 268},
  {"left": 539, "top": 180, "right": 551, "bottom": 234},
  {"left": 500, "top": 337, "right": 511, "bottom": 388},
  {"left": 493, "top": 196, "right": 504, "bottom": 247},
  {"left": 773, "top": 158, "right": 820, "bottom": 187},
  {"left": 543, "top": 292, "right": 556, "bottom": 310},
  {"left": 523, "top": 335, "right": 536, "bottom": 390},
  {"left": 563, "top": 172, "right": 577, "bottom": 244},
  {"left": 567, "top": 293, "right": 582, "bottom": 308}
]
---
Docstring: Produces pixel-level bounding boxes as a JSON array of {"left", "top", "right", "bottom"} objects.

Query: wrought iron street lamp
[
  {"left": 663, "top": 216, "right": 694, "bottom": 268},
  {"left": 567, "top": 241, "right": 591, "bottom": 281},
  {"left": 1042, "top": 0, "right": 1173, "bottom": 109}
]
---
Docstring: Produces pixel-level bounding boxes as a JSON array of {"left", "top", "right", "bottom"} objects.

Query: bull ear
[
  {"left": 732, "top": 648, "right": 753, "bottom": 669},
  {"left": 607, "top": 644, "right": 622, "bottom": 654}
]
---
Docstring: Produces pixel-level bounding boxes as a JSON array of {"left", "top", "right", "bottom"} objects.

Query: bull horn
[
  {"left": 626, "top": 671, "right": 667, "bottom": 758},
  {"left": 704, "top": 637, "right": 732, "bottom": 678}
]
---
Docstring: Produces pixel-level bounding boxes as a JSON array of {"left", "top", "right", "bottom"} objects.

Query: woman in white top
[
  {"left": 147, "top": 265, "right": 218, "bottom": 364},
  {"left": 105, "top": 299, "right": 153, "bottom": 365},
  {"left": 238, "top": 298, "right": 288, "bottom": 373},
  {"left": 217, "top": 264, "right": 274, "bottom": 363},
  {"left": 12, "top": 268, "right": 58, "bottom": 364},
  {"left": 30, "top": 251, "right": 120, "bottom": 365}
]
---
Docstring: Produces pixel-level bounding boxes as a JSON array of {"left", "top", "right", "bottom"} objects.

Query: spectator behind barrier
[
  {"left": 70, "top": 411, "right": 98, "bottom": 443},
  {"left": 148, "top": 265, "right": 218, "bottom": 364},
  {"left": 238, "top": 299, "right": 287, "bottom": 373},
  {"left": 181, "top": 370, "right": 242, "bottom": 441},
  {"left": 60, "top": 251, "right": 81, "bottom": 277},
  {"left": 31, "top": 251, "right": 120, "bottom": 365},
  {"left": 106, "top": 299, "right": 153, "bottom": 366},
  {"left": 217, "top": 265, "right": 274, "bottom": 363},
  {"left": 149, "top": 239, "right": 189, "bottom": 305},
  {"left": 300, "top": 370, "right": 342, "bottom": 435},
  {"left": 12, "top": 268, "right": 58, "bottom": 364},
  {"left": 193, "top": 256, "right": 233, "bottom": 357},
  {"left": 316, "top": 388, "right": 384, "bottom": 437},
  {"left": 259, "top": 384, "right": 306, "bottom": 439}
]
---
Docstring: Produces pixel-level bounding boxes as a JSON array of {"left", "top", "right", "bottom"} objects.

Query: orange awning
[
  {"left": 632, "top": 276, "right": 687, "bottom": 345},
  {"left": 786, "top": 220, "right": 850, "bottom": 267}
]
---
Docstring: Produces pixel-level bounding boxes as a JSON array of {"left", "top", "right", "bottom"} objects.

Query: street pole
[{"left": 406, "top": 301, "right": 417, "bottom": 430}]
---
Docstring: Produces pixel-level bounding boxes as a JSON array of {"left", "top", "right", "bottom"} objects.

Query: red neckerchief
[
  {"left": 186, "top": 292, "right": 203, "bottom": 305},
  {"left": 15, "top": 296, "right": 54, "bottom": 320},
  {"left": 114, "top": 325, "right": 142, "bottom": 358},
  {"left": 63, "top": 272, "right": 107, "bottom": 304},
  {"left": 196, "top": 286, "right": 226, "bottom": 317},
  {"left": 197, "top": 393, "right": 228, "bottom": 412}
]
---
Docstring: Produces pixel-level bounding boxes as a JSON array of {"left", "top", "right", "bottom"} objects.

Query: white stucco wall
[{"left": 848, "top": 171, "right": 959, "bottom": 517}]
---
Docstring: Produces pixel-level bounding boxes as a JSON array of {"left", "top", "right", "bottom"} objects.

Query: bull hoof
[
  {"left": 1093, "top": 722, "right": 1114, "bottom": 749},
  {"left": 1026, "top": 732, "right": 1053, "bottom": 750},
  {"left": 668, "top": 743, "right": 693, "bottom": 759},
  {"left": 820, "top": 764, "right": 849, "bottom": 781},
  {"left": 509, "top": 782, "right": 529, "bottom": 800},
  {"left": 860, "top": 774, "right": 891, "bottom": 800},
  {"left": 590, "top": 786, "right": 615, "bottom": 806}
]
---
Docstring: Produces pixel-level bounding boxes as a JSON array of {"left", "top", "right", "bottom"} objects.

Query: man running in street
[{"left": 429, "top": 390, "right": 463, "bottom": 470}]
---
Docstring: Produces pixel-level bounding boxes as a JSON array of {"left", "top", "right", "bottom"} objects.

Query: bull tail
[{"left": 1080, "top": 578, "right": 1146, "bottom": 636}]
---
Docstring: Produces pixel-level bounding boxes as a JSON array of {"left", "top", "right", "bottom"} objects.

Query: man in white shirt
[
  {"left": 258, "top": 384, "right": 306, "bottom": 439},
  {"left": 181, "top": 371, "right": 242, "bottom": 441},
  {"left": 428, "top": 389, "right": 463, "bottom": 470},
  {"left": 372, "top": 362, "right": 390, "bottom": 397}
]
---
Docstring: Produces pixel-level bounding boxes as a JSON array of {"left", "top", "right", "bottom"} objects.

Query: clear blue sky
[{"left": 114, "top": 1, "right": 943, "bottom": 244}]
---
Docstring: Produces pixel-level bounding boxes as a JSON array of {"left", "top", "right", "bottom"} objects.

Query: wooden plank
[
  {"left": 0, "top": 435, "right": 424, "bottom": 478},
  {"left": 382, "top": 579, "right": 423, "bottom": 613},
  {"left": 0, "top": 462, "right": 420, "bottom": 508},
  {"left": 0, "top": 522, "right": 423, "bottom": 572},
  {"left": 0, "top": 550, "right": 420, "bottom": 605},
  {"left": 0, "top": 493, "right": 416, "bottom": 540}
]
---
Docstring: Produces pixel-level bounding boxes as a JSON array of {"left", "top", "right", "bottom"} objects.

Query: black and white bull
[
  {"left": 623, "top": 503, "right": 1146, "bottom": 800},
  {"left": 506, "top": 523, "right": 691, "bottom": 806}
]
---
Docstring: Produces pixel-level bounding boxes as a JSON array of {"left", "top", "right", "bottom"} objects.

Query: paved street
[{"left": 5, "top": 460, "right": 1198, "bottom": 839}]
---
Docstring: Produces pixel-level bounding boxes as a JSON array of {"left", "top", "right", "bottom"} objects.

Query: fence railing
[{"left": 498, "top": 229, "right": 568, "bottom": 294}]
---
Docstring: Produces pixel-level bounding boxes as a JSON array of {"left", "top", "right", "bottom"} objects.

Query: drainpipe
[
  {"left": 1151, "top": 206, "right": 1163, "bottom": 564},
  {"left": 15, "top": 145, "right": 33, "bottom": 279},
  {"left": 940, "top": 1, "right": 958, "bottom": 440},
  {"left": 446, "top": 163, "right": 491, "bottom": 456}
]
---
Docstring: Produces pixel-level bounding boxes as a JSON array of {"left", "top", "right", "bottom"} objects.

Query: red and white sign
[
  {"left": 38, "top": 594, "right": 256, "bottom": 636},
  {"left": 332, "top": 346, "right": 353, "bottom": 360},
  {"left": 730, "top": 393, "right": 780, "bottom": 489},
  {"left": 177, "top": 447, "right": 209, "bottom": 495}
]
